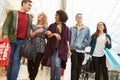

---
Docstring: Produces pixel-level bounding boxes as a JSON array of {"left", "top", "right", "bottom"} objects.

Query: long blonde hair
[{"left": 36, "top": 12, "right": 48, "bottom": 28}]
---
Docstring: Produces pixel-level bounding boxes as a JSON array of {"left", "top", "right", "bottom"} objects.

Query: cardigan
[
  {"left": 41, "top": 22, "right": 70, "bottom": 69},
  {"left": 89, "top": 33, "right": 112, "bottom": 55}
]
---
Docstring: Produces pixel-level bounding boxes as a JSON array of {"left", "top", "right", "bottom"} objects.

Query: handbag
[
  {"left": 85, "top": 57, "right": 94, "bottom": 73},
  {"left": 20, "top": 38, "right": 36, "bottom": 59},
  {"left": 0, "top": 37, "right": 11, "bottom": 67}
]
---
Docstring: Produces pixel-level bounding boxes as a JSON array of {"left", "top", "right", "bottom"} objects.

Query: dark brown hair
[
  {"left": 93, "top": 22, "right": 107, "bottom": 39},
  {"left": 21, "top": 0, "right": 32, "bottom": 6},
  {"left": 56, "top": 10, "right": 68, "bottom": 23}
]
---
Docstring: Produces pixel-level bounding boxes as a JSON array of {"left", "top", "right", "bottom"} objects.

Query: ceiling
[{"left": 1, "top": 0, "right": 120, "bottom": 52}]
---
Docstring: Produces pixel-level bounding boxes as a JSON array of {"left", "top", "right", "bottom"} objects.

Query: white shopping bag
[
  {"left": 82, "top": 53, "right": 91, "bottom": 65},
  {"left": 63, "top": 57, "right": 71, "bottom": 80}
]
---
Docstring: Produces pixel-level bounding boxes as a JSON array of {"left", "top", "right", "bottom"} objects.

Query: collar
[{"left": 73, "top": 24, "right": 86, "bottom": 29}]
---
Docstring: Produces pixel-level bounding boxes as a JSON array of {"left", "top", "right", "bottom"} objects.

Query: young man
[
  {"left": 70, "top": 13, "right": 91, "bottom": 80},
  {"left": 2, "top": 0, "right": 32, "bottom": 80}
]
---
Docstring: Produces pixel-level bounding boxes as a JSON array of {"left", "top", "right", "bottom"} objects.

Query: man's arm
[{"left": 2, "top": 11, "right": 13, "bottom": 37}]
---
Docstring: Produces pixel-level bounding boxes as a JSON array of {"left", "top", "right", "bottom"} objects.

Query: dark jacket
[
  {"left": 90, "top": 33, "right": 112, "bottom": 55},
  {"left": 41, "top": 22, "right": 70, "bottom": 69}
]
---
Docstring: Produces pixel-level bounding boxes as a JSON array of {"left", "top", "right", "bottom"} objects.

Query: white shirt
[{"left": 93, "top": 34, "right": 106, "bottom": 57}]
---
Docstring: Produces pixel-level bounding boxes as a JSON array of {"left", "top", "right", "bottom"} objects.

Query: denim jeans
[
  {"left": 50, "top": 49, "right": 61, "bottom": 80},
  {"left": 7, "top": 39, "right": 24, "bottom": 80}
]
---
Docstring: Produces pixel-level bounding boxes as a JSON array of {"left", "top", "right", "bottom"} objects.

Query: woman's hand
[
  {"left": 106, "top": 37, "right": 110, "bottom": 44},
  {"left": 46, "top": 31, "right": 51, "bottom": 35},
  {"left": 68, "top": 50, "right": 72, "bottom": 57},
  {"left": 36, "top": 28, "right": 44, "bottom": 33},
  {"left": 53, "top": 33, "right": 61, "bottom": 40}
]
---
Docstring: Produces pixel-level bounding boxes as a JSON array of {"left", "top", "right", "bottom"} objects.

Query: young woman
[
  {"left": 42, "top": 10, "right": 71, "bottom": 80},
  {"left": 27, "top": 12, "right": 49, "bottom": 80},
  {"left": 90, "top": 22, "right": 112, "bottom": 80}
]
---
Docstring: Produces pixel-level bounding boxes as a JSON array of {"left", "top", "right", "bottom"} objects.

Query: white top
[{"left": 93, "top": 34, "right": 106, "bottom": 57}]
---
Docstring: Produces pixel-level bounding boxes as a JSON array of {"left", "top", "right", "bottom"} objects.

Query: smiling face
[
  {"left": 38, "top": 13, "right": 44, "bottom": 21},
  {"left": 55, "top": 13, "right": 60, "bottom": 23},
  {"left": 97, "top": 22, "right": 107, "bottom": 33},
  {"left": 37, "top": 12, "right": 48, "bottom": 27},
  {"left": 97, "top": 22, "right": 104, "bottom": 32}
]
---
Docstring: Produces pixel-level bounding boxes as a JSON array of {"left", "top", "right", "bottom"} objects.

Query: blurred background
[
  {"left": 0, "top": 0, "right": 120, "bottom": 80},
  {"left": 0, "top": 0, "right": 120, "bottom": 53}
]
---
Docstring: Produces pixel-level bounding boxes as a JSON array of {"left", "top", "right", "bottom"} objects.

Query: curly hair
[{"left": 56, "top": 10, "right": 68, "bottom": 23}]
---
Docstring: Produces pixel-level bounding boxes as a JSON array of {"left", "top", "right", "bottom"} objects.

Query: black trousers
[
  {"left": 92, "top": 55, "right": 109, "bottom": 80},
  {"left": 27, "top": 53, "right": 43, "bottom": 80},
  {"left": 71, "top": 50, "right": 84, "bottom": 80}
]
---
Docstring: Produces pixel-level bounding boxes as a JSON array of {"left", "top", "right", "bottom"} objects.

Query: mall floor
[
  {"left": 0, "top": 58, "right": 67, "bottom": 80},
  {"left": 0, "top": 65, "right": 93, "bottom": 80},
  {"left": 0, "top": 64, "right": 52, "bottom": 80},
  {"left": 0, "top": 58, "right": 120, "bottom": 80},
  {"left": 0, "top": 61, "right": 92, "bottom": 80}
]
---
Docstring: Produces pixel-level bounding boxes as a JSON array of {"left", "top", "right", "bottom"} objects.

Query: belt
[{"left": 17, "top": 38, "right": 25, "bottom": 40}]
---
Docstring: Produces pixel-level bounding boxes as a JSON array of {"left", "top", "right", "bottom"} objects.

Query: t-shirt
[{"left": 93, "top": 34, "right": 106, "bottom": 57}]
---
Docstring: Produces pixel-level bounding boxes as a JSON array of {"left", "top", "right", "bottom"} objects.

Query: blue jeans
[
  {"left": 7, "top": 39, "right": 24, "bottom": 80},
  {"left": 50, "top": 49, "right": 61, "bottom": 80}
]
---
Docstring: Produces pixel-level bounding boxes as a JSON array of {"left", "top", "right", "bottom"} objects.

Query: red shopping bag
[{"left": 0, "top": 37, "right": 11, "bottom": 67}]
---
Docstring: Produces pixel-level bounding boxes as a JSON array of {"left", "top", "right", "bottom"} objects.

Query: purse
[
  {"left": 20, "top": 38, "right": 36, "bottom": 59},
  {"left": 85, "top": 57, "right": 94, "bottom": 73}
]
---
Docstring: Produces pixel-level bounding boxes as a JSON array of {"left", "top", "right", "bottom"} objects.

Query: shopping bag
[
  {"left": 0, "top": 37, "right": 11, "bottom": 67},
  {"left": 82, "top": 53, "right": 94, "bottom": 73},
  {"left": 85, "top": 57, "right": 94, "bottom": 73},
  {"left": 63, "top": 57, "right": 71, "bottom": 80},
  {"left": 103, "top": 48, "right": 120, "bottom": 71}
]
